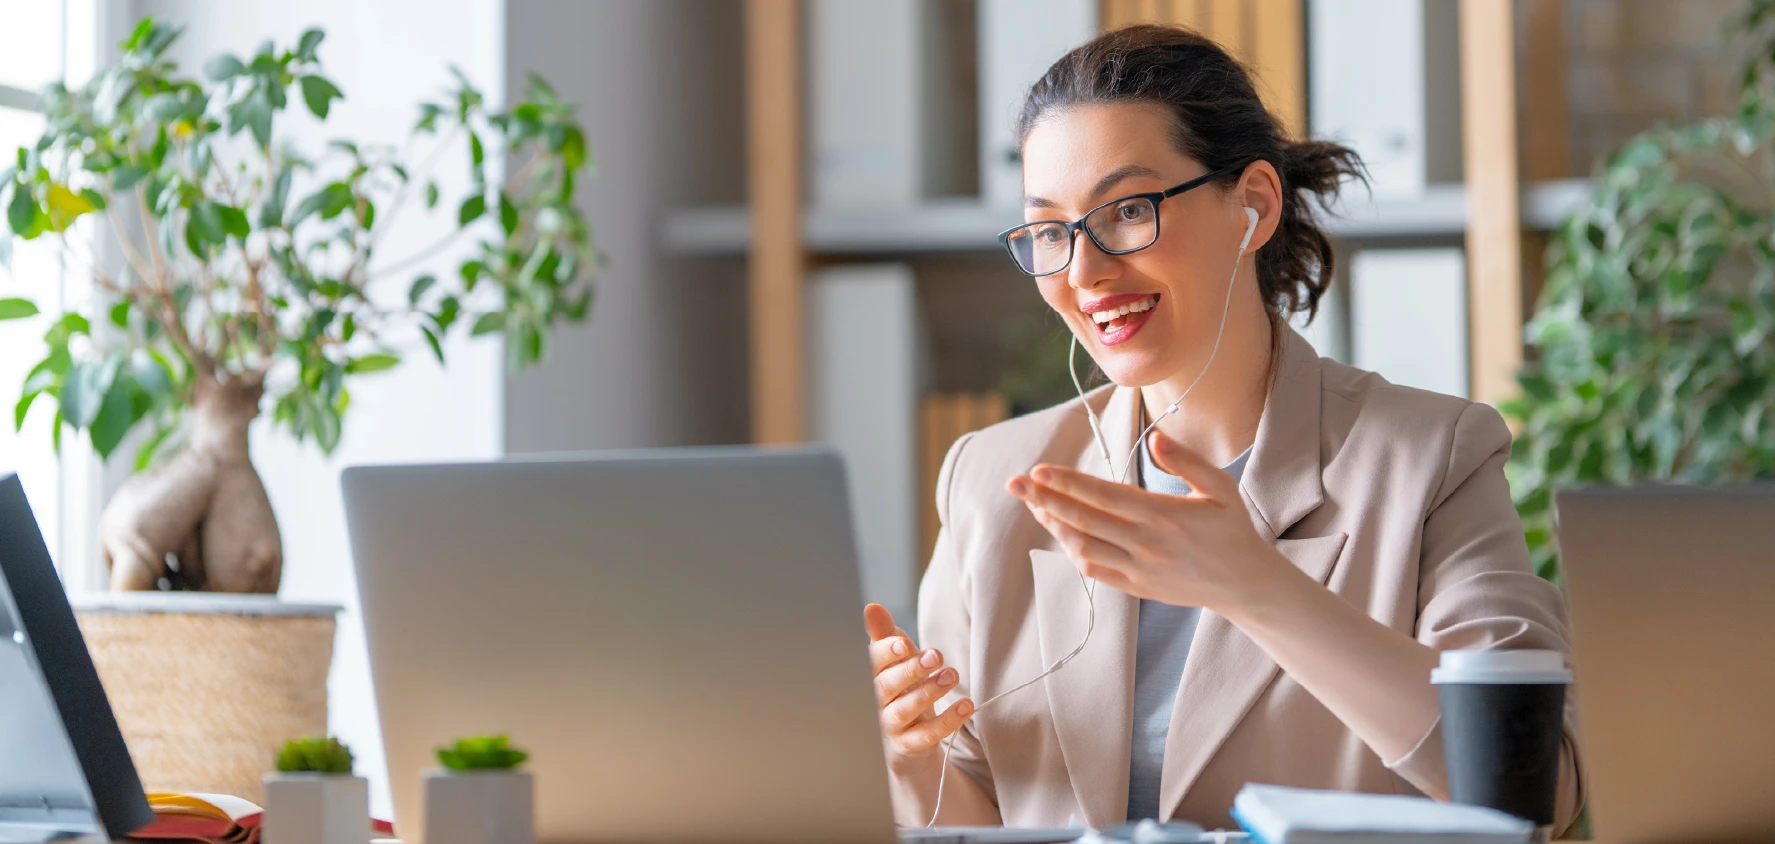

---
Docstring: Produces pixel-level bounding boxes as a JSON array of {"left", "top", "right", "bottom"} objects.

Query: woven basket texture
[{"left": 75, "top": 611, "right": 335, "bottom": 805}]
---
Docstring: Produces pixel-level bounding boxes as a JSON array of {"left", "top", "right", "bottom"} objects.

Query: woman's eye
[
  {"left": 1035, "top": 227, "right": 1065, "bottom": 245},
  {"left": 1117, "top": 203, "right": 1148, "bottom": 222}
]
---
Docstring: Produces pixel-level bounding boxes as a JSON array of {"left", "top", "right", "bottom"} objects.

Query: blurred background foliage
[{"left": 1505, "top": 0, "right": 1775, "bottom": 581}]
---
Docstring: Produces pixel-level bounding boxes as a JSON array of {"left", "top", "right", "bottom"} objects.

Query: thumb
[
  {"left": 1148, "top": 431, "right": 1235, "bottom": 500},
  {"left": 863, "top": 603, "right": 900, "bottom": 641}
]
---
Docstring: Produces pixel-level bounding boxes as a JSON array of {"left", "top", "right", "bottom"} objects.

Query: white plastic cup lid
[{"left": 1430, "top": 649, "right": 1573, "bottom": 685}]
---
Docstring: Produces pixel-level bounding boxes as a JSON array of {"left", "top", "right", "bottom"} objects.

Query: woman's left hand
[{"left": 1007, "top": 430, "right": 1291, "bottom": 613}]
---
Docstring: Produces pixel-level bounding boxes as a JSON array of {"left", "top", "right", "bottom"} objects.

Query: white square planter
[
  {"left": 263, "top": 773, "right": 370, "bottom": 844},
  {"left": 422, "top": 769, "right": 534, "bottom": 844}
]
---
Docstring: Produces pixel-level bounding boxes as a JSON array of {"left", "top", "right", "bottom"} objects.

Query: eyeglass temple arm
[{"left": 1161, "top": 163, "right": 1245, "bottom": 198}]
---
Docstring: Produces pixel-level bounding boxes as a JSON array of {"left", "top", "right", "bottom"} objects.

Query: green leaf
[
  {"left": 299, "top": 75, "right": 343, "bottom": 119},
  {"left": 44, "top": 312, "right": 89, "bottom": 347},
  {"left": 60, "top": 355, "right": 122, "bottom": 429},
  {"left": 499, "top": 192, "right": 518, "bottom": 236},
  {"left": 8, "top": 182, "right": 38, "bottom": 235},
  {"left": 424, "top": 181, "right": 439, "bottom": 209},
  {"left": 458, "top": 194, "right": 486, "bottom": 226},
  {"left": 408, "top": 274, "right": 436, "bottom": 306},
  {"left": 345, "top": 353, "right": 401, "bottom": 375},
  {"left": 275, "top": 737, "right": 354, "bottom": 775},
  {"left": 187, "top": 201, "right": 227, "bottom": 253},
  {"left": 109, "top": 300, "right": 130, "bottom": 328},
  {"left": 112, "top": 165, "right": 149, "bottom": 191},
  {"left": 459, "top": 259, "right": 485, "bottom": 290},
  {"left": 218, "top": 204, "right": 251, "bottom": 240},
  {"left": 134, "top": 422, "right": 179, "bottom": 473},
  {"left": 230, "top": 90, "right": 274, "bottom": 148},
  {"left": 130, "top": 350, "right": 172, "bottom": 399},
  {"left": 435, "top": 735, "right": 528, "bottom": 771},
  {"left": 89, "top": 374, "right": 140, "bottom": 458},
  {"left": 561, "top": 125, "right": 587, "bottom": 172},
  {"left": 14, "top": 391, "right": 40, "bottom": 433},
  {"left": 434, "top": 295, "right": 461, "bottom": 332},
  {"left": 205, "top": 53, "right": 245, "bottom": 80},
  {"left": 262, "top": 166, "right": 293, "bottom": 228},
  {"left": 293, "top": 182, "right": 354, "bottom": 224},
  {"left": 124, "top": 17, "right": 154, "bottom": 51},
  {"left": 420, "top": 325, "right": 444, "bottom": 364},
  {"left": 0, "top": 298, "right": 39, "bottom": 321},
  {"left": 296, "top": 28, "right": 326, "bottom": 61},
  {"left": 470, "top": 312, "right": 504, "bottom": 336}
]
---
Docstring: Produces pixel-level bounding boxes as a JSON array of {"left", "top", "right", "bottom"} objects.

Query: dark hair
[{"left": 1017, "top": 24, "right": 1365, "bottom": 327}]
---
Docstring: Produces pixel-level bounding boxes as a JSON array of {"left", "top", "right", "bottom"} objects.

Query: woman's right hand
[{"left": 863, "top": 603, "right": 975, "bottom": 765}]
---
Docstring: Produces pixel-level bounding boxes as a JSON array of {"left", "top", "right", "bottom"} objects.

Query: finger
[
  {"left": 863, "top": 603, "right": 900, "bottom": 641},
  {"left": 883, "top": 666, "right": 960, "bottom": 730},
  {"left": 869, "top": 633, "right": 919, "bottom": 674},
  {"left": 874, "top": 646, "right": 943, "bottom": 705},
  {"left": 1017, "top": 479, "right": 1142, "bottom": 545},
  {"left": 1022, "top": 464, "right": 1175, "bottom": 518},
  {"left": 896, "top": 697, "right": 975, "bottom": 755},
  {"left": 1147, "top": 431, "right": 1238, "bottom": 501},
  {"left": 1027, "top": 504, "right": 1132, "bottom": 574}
]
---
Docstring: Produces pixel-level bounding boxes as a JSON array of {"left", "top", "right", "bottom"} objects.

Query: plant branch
[
  {"left": 135, "top": 185, "right": 174, "bottom": 293},
  {"left": 105, "top": 202, "right": 158, "bottom": 289}
]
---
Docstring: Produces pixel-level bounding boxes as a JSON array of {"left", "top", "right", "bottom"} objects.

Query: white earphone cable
[{"left": 922, "top": 210, "right": 1256, "bottom": 827}]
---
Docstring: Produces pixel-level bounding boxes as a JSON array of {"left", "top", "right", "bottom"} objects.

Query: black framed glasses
[{"left": 997, "top": 164, "right": 1244, "bottom": 277}]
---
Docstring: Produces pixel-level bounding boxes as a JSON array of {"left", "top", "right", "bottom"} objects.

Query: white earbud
[{"left": 1239, "top": 206, "right": 1259, "bottom": 252}]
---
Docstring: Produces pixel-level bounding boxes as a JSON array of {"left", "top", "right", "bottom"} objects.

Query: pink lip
[
  {"left": 1080, "top": 292, "right": 1157, "bottom": 314},
  {"left": 1096, "top": 307, "right": 1155, "bottom": 346}
]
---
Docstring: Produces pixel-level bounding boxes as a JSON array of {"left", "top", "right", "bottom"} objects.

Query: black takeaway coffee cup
[{"left": 1431, "top": 649, "right": 1572, "bottom": 834}]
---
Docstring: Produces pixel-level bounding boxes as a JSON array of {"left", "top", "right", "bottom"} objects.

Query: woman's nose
[{"left": 1066, "top": 229, "right": 1120, "bottom": 290}]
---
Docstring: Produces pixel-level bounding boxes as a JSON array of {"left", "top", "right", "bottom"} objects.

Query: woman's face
[{"left": 1018, "top": 103, "right": 1273, "bottom": 389}]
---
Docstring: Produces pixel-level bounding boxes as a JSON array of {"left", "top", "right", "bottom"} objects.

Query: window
[{"left": 1, "top": 0, "right": 101, "bottom": 587}]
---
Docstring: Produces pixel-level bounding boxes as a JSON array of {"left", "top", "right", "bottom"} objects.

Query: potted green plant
[
  {"left": 422, "top": 735, "right": 533, "bottom": 844},
  {"left": 0, "top": 17, "right": 593, "bottom": 593},
  {"left": 264, "top": 736, "right": 367, "bottom": 844},
  {"left": 1504, "top": 0, "right": 1775, "bottom": 581}
]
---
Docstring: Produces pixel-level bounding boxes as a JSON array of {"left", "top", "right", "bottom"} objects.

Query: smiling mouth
[{"left": 1088, "top": 294, "right": 1158, "bottom": 334}]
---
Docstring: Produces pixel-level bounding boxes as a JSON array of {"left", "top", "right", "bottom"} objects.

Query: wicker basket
[{"left": 72, "top": 593, "right": 342, "bottom": 805}]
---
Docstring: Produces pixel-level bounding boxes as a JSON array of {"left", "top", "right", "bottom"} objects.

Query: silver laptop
[
  {"left": 345, "top": 448, "right": 1086, "bottom": 844},
  {"left": 1556, "top": 485, "right": 1775, "bottom": 844}
]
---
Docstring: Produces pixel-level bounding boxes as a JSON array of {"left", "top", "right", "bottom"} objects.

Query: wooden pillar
[
  {"left": 745, "top": 0, "right": 806, "bottom": 444},
  {"left": 1518, "top": 0, "right": 1569, "bottom": 312},
  {"left": 1459, "top": 0, "right": 1521, "bottom": 407},
  {"left": 1249, "top": 0, "right": 1306, "bottom": 139}
]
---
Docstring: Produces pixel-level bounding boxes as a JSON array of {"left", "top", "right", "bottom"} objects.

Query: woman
[{"left": 860, "top": 25, "right": 1584, "bottom": 832}]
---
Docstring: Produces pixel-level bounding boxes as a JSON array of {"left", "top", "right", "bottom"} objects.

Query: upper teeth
[{"left": 1091, "top": 295, "right": 1156, "bottom": 323}]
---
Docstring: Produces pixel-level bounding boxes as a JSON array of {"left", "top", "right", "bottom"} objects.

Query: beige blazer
[{"left": 919, "top": 326, "right": 1584, "bottom": 831}]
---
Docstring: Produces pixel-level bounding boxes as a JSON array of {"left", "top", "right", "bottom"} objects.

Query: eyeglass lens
[{"left": 1004, "top": 197, "right": 1160, "bottom": 276}]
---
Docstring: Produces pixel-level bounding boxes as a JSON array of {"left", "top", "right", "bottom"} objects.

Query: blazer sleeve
[
  {"left": 917, "top": 432, "right": 999, "bottom": 807},
  {"left": 1384, "top": 402, "right": 1587, "bottom": 833}
]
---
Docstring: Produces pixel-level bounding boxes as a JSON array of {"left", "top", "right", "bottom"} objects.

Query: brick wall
[{"left": 1560, "top": 0, "right": 1750, "bottom": 172}]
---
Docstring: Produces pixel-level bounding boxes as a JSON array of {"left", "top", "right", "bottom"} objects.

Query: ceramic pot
[
  {"left": 262, "top": 772, "right": 369, "bottom": 844},
  {"left": 421, "top": 769, "right": 534, "bottom": 844}
]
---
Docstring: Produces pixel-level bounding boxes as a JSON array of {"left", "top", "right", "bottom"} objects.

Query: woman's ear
[{"left": 1236, "top": 161, "right": 1284, "bottom": 253}]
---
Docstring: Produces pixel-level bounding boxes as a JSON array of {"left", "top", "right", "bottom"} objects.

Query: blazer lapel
[
  {"left": 1033, "top": 384, "right": 1140, "bottom": 827},
  {"left": 1156, "top": 326, "right": 1347, "bottom": 820}
]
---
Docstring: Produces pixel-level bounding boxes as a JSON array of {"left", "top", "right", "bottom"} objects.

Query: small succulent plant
[
  {"left": 275, "top": 736, "right": 355, "bottom": 774},
  {"left": 436, "top": 734, "right": 528, "bottom": 771}
]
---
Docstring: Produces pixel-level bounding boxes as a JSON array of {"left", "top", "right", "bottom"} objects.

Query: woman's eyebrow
[{"left": 1024, "top": 163, "right": 1166, "bottom": 209}]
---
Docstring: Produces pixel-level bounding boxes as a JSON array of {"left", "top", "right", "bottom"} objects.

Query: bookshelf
[{"left": 661, "top": 180, "right": 1592, "bottom": 257}]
